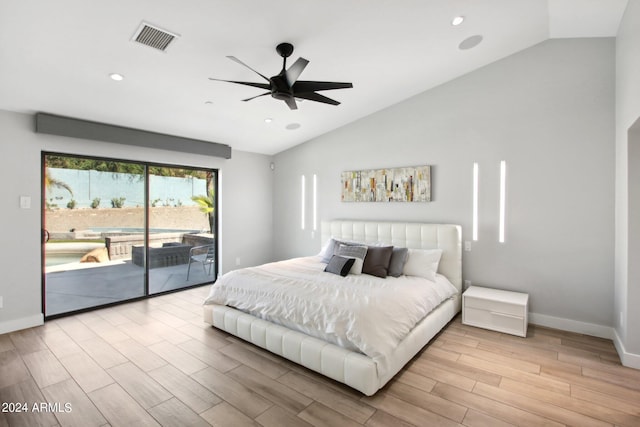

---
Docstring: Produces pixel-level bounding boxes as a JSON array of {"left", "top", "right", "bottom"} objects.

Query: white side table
[{"left": 462, "top": 286, "right": 529, "bottom": 337}]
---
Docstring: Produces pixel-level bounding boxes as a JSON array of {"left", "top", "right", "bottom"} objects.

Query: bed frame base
[
  {"left": 203, "top": 295, "right": 459, "bottom": 396},
  {"left": 203, "top": 220, "right": 462, "bottom": 395}
]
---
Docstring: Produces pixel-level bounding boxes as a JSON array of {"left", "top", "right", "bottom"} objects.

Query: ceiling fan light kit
[{"left": 209, "top": 42, "right": 353, "bottom": 110}]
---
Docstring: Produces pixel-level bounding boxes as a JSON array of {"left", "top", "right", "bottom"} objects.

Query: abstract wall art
[{"left": 341, "top": 165, "right": 431, "bottom": 202}]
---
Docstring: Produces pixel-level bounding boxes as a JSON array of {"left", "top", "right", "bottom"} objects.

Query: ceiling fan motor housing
[{"left": 270, "top": 74, "right": 294, "bottom": 100}]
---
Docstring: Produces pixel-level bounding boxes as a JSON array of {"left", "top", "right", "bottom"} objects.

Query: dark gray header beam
[{"left": 35, "top": 113, "right": 232, "bottom": 159}]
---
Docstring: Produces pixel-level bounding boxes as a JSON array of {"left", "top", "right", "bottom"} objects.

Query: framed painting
[{"left": 341, "top": 165, "right": 431, "bottom": 202}]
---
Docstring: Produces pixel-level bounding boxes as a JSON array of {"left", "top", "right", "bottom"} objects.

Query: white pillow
[
  {"left": 335, "top": 244, "right": 368, "bottom": 275},
  {"left": 402, "top": 248, "right": 443, "bottom": 281},
  {"left": 318, "top": 238, "right": 335, "bottom": 261}
]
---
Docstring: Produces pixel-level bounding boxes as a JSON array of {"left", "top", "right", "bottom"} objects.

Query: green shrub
[
  {"left": 111, "top": 197, "right": 126, "bottom": 208},
  {"left": 90, "top": 198, "right": 101, "bottom": 209}
]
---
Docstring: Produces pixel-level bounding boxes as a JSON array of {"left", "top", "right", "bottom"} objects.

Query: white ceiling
[{"left": 0, "top": 0, "right": 628, "bottom": 155}]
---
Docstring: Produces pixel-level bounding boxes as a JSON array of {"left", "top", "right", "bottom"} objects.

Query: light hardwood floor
[{"left": 1, "top": 286, "right": 639, "bottom": 427}]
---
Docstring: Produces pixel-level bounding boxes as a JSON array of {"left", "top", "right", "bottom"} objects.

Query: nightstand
[{"left": 462, "top": 286, "right": 529, "bottom": 337}]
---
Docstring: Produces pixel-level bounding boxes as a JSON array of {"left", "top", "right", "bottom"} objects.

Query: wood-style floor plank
[
  {"left": 190, "top": 367, "right": 273, "bottom": 419},
  {"left": 499, "top": 377, "right": 640, "bottom": 427},
  {"left": 106, "top": 362, "right": 173, "bottom": 409},
  {"left": 147, "top": 397, "right": 211, "bottom": 427},
  {"left": 277, "top": 370, "right": 376, "bottom": 424},
  {"left": 199, "top": 402, "right": 259, "bottom": 427},
  {"left": 1, "top": 285, "right": 639, "bottom": 427},
  {"left": 148, "top": 340, "right": 208, "bottom": 375},
  {"left": 0, "top": 349, "right": 32, "bottom": 389},
  {"left": 473, "top": 382, "right": 611, "bottom": 427},
  {"left": 41, "top": 378, "right": 107, "bottom": 427},
  {"left": 89, "top": 383, "right": 160, "bottom": 427},
  {"left": 147, "top": 364, "right": 221, "bottom": 413},
  {"left": 178, "top": 339, "right": 241, "bottom": 373},
  {"left": 58, "top": 351, "right": 114, "bottom": 394},
  {"left": 226, "top": 364, "right": 313, "bottom": 415},
  {"left": 254, "top": 405, "right": 314, "bottom": 427},
  {"left": 111, "top": 338, "right": 168, "bottom": 372},
  {"left": 0, "top": 378, "right": 58, "bottom": 427},
  {"left": 298, "top": 401, "right": 365, "bottom": 427},
  {"left": 20, "top": 349, "right": 70, "bottom": 389}
]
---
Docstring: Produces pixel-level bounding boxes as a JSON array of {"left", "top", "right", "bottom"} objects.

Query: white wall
[
  {"left": 0, "top": 109, "right": 274, "bottom": 334},
  {"left": 615, "top": 0, "right": 640, "bottom": 367},
  {"left": 273, "top": 38, "right": 615, "bottom": 337}
]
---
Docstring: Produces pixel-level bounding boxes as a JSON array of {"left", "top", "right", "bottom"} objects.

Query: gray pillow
[
  {"left": 320, "top": 238, "right": 362, "bottom": 263},
  {"left": 335, "top": 244, "right": 368, "bottom": 275},
  {"left": 362, "top": 246, "right": 393, "bottom": 278},
  {"left": 388, "top": 247, "right": 409, "bottom": 277},
  {"left": 324, "top": 255, "right": 355, "bottom": 277}
]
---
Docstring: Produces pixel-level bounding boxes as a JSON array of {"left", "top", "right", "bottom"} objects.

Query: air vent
[{"left": 132, "top": 22, "right": 179, "bottom": 52}]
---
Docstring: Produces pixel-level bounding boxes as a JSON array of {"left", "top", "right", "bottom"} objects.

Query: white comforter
[{"left": 203, "top": 256, "right": 457, "bottom": 375}]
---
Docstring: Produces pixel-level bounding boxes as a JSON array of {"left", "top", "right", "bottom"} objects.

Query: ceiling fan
[{"left": 209, "top": 42, "right": 353, "bottom": 110}]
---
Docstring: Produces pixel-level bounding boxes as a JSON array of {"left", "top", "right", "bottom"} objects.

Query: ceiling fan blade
[
  {"left": 295, "top": 92, "right": 341, "bottom": 106},
  {"left": 285, "top": 57, "right": 309, "bottom": 86},
  {"left": 293, "top": 80, "right": 353, "bottom": 93},
  {"left": 241, "top": 92, "right": 271, "bottom": 102},
  {"left": 284, "top": 97, "right": 298, "bottom": 110},
  {"left": 208, "top": 78, "right": 271, "bottom": 91},
  {"left": 226, "top": 56, "right": 270, "bottom": 81}
]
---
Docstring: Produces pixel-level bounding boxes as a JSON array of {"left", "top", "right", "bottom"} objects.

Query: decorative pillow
[
  {"left": 362, "top": 246, "right": 393, "bottom": 278},
  {"left": 319, "top": 238, "right": 338, "bottom": 263},
  {"left": 324, "top": 255, "right": 356, "bottom": 277},
  {"left": 387, "top": 247, "right": 409, "bottom": 277},
  {"left": 402, "top": 248, "right": 443, "bottom": 281},
  {"left": 335, "top": 244, "right": 368, "bottom": 275},
  {"left": 319, "top": 238, "right": 363, "bottom": 263}
]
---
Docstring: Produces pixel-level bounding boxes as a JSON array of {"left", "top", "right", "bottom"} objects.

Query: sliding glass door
[
  {"left": 42, "top": 153, "right": 217, "bottom": 317},
  {"left": 148, "top": 166, "right": 216, "bottom": 294}
]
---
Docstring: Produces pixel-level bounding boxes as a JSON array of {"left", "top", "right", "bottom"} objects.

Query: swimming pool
[
  {"left": 45, "top": 253, "right": 83, "bottom": 267},
  {"left": 45, "top": 242, "right": 104, "bottom": 268},
  {"left": 89, "top": 227, "right": 201, "bottom": 234}
]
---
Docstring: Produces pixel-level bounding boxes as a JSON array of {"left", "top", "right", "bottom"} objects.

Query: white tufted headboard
[{"left": 321, "top": 220, "right": 462, "bottom": 292}]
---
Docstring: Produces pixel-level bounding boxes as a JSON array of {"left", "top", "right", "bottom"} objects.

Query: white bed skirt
[{"left": 203, "top": 294, "right": 460, "bottom": 396}]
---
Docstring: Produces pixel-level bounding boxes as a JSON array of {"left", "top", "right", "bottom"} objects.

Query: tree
[
  {"left": 44, "top": 170, "right": 73, "bottom": 196},
  {"left": 191, "top": 194, "right": 214, "bottom": 233}
]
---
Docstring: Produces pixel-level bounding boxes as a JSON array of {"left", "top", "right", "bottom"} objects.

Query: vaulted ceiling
[{"left": 0, "top": 0, "right": 628, "bottom": 155}]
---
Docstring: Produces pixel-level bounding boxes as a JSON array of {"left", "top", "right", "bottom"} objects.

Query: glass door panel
[
  {"left": 43, "top": 155, "right": 146, "bottom": 316},
  {"left": 148, "top": 166, "right": 216, "bottom": 294}
]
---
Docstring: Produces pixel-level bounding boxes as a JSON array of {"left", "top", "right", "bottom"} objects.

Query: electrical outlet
[
  {"left": 235, "top": 257, "right": 241, "bottom": 266},
  {"left": 464, "top": 241, "right": 472, "bottom": 252},
  {"left": 0, "top": 295, "right": 3, "bottom": 308}
]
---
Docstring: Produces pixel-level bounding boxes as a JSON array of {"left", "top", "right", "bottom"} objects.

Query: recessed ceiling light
[
  {"left": 264, "top": 118, "right": 273, "bottom": 123},
  {"left": 286, "top": 123, "right": 301, "bottom": 130},
  {"left": 459, "top": 35, "right": 483, "bottom": 50},
  {"left": 204, "top": 101, "right": 213, "bottom": 105},
  {"left": 109, "top": 73, "right": 124, "bottom": 81},
  {"left": 452, "top": 16, "right": 465, "bottom": 26}
]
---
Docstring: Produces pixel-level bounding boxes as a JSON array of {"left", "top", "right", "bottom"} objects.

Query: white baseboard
[
  {"left": 0, "top": 313, "right": 44, "bottom": 335},
  {"left": 612, "top": 328, "right": 640, "bottom": 369},
  {"left": 529, "top": 312, "right": 613, "bottom": 340},
  {"left": 530, "top": 312, "right": 640, "bottom": 370}
]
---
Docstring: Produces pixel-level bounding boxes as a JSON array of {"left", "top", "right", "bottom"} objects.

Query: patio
[{"left": 45, "top": 255, "right": 215, "bottom": 317}]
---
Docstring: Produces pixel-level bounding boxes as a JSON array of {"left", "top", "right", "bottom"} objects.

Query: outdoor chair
[{"left": 186, "top": 244, "right": 215, "bottom": 280}]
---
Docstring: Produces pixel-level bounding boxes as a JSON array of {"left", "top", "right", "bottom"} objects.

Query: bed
[{"left": 202, "top": 220, "right": 462, "bottom": 396}]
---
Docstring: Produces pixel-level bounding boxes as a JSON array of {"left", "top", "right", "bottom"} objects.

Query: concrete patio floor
[{"left": 45, "top": 260, "right": 215, "bottom": 316}]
